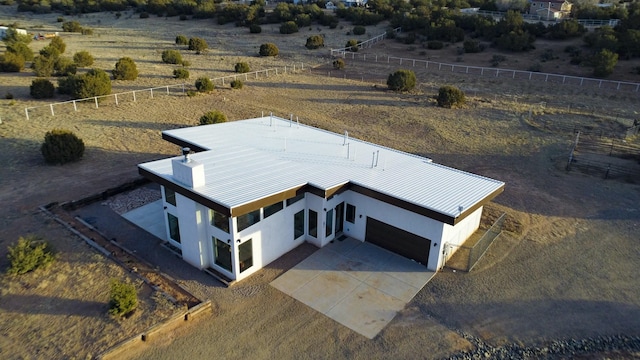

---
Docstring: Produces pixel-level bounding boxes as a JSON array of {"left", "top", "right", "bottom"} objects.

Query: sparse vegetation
[
  {"left": 230, "top": 79, "right": 243, "bottom": 89},
  {"left": 30, "top": 78, "right": 55, "bottom": 99},
  {"left": 333, "top": 57, "right": 345, "bottom": 70},
  {"left": 6, "top": 41, "right": 33, "bottom": 61},
  {"left": 175, "top": 34, "right": 188, "bottom": 45},
  {"left": 6, "top": 236, "right": 55, "bottom": 275},
  {"left": 195, "top": 77, "right": 214, "bottom": 92},
  {"left": 427, "top": 41, "right": 444, "bottom": 50},
  {"left": 387, "top": 69, "right": 416, "bottom": 92},
  {"left": 346, "top": 39, "right": 358, "bottom": 52},
  {"left": 112, "top": 57, "right": 138, "bottom": 80},
  {"left": 162, "top": 49, "right": 183, "bottom": 64},
  {"left": 54, "top": 56, "right": 77, "bottom": 76},
  {"left": 259, "top": 43, "right": 279, "bottom": 56},
  {"left": 0, "top": 52, "right": 25, "bottom": 72},
  {"left": 437, "top": 85, "right": 466, "bottom": 108},
  {"left": 62, "top": 20, "right": 83, "bottom": 33},
  {"left": 60, "top": 68, "right": 112, "bottom": 99},
  {"left": 41, "top": 129, "right": 85, "bottom": 165},
  {"left": 108, "top": 279, "right": 138, "bottom": 318},
  {"left": 199, "top": 110, "right": 227, "bottom": 125},
  {"left": 305, "top": 35, "right": 324, "bottom": 49},
  {"left": 235, "top": 62, "right": 250, "bottom": 73},
  {"left": 352, "top": 25, "right": 365, "bottom": 35},
  {"left": 188, "top": 37, "right": 208, "bottom": 54},
  {"left": 249, "top": 24, "right": 262, "bottom": 34},
  {"left": 591, "top": 49, "right": 618, "bottom": 77},
  {"left": 280, "top": 21, "right": 299, "bottom": 34},
  {"left": 173, "top": 68, "right": 189, "bottom": 79},
  {"left": 73, "top": 50, "right": 94, "bottom": 67}
]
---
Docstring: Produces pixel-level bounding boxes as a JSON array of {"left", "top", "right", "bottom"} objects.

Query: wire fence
[
  {"left": 329, "top": 27, "right": 401, "bottom": 55},
  {"left": 445, "top": 213, "right": 506, "bottom": 272},
  {"left": 566, "top": 131, "right": 640, "bottom": 180},
  {"left": 23, "top": 63, "right": 306, "bottom": 120}
]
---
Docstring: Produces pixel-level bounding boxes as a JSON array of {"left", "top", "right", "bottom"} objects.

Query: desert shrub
[
  {"left": 7, "top": 42, "right": 34, "bottom": 61},
  {"left": 230, "top": 79, "right": 243, "bottom": 89},
  {"left": 179, "top": 14, "right": 188, "bottom": 21},
  {"left": 249, "top": 24, "right": 262, "bottom": 34},
  {"left": 259, "top": 43, "right": 279, "bottom": 56},
  {"left": 41, "top": 129, "right": 85, "bottom": 164},
  {"left": 0, "top": 52, "right": 25, "bottom": 72},
  {"left": 73, "top": 51, "right": 94, "bottom": 67},
  {"left": 540, "top": 48, "right": 558, "bottom": 62},
  {"left": 188, "top": 37, "right": 208, "bottom": 54},
  {"left": 57, "top": 16, "right": 64, "bottom": 22},
  {"left": 49, "top": 36, "right": 66, "bottom": 54},
  {"left": 69, "top": 68, "right": 112, "bottom": 99},
  {"left": 162, "top": 49, "right": 183, "bottom": 64},
  {"left": 528, "top": 62, "right": 542, "bottom": 72},
  {"left": 108, "top": 279, "right": 138, "bottom": 318},
  {"left": 491, "top": 54, "right": 506, "bottom": 67},
  {"left": 186, "top": 90, "right": 198, "bottom": 97},
  {"left": 54, "top": 56, "right": 76, "bottom": 76},
  {"left": 30, "top": 78, "right": 55, "bottom": 99},
  {"left": 305, "top": 35, "right": 324, "bottom": 49},
  {"left": 81, "top": 28, "right": 94, "bottom": 36},
  {"left": 386, "top": 27, "right": 396, "bottom": 39},
  {"left": 333, "top": 57, "right": 345, "bottom": 70},
  {"left": 6, "top": 236, "right": 55, "bottom": 275},
  {"left": 463, "top": 40, "right": 483, "bottom": 53},
  {"left": 62, "top": 20, "right": 83, "bottom": 32},
  {"left": 235, "top": 62, "right": 250, "bottom": 73},
  {"left": 199, "top": 110, "right": 227, "bottom": 125},
  {"left": 39, "top": 45, "right": 60, "bottom": 59},
  {"left": 437, "top": 85, "right": 466, "bottom": 108},
  {"left": 346, "top": 39, "right": 358, "bottom": 52},
  {"left": 280, "top": 21, "right": 299, "bottom": 34},
  {"left": 195, "top": 77, "right": 214, "bottom": 92},
  {"left": 294, "top": 14, "right": 311, "bottom": 27},
  {"left": 181, "top": 60, "right": 191, "bottom": 67},
  {"left": 32, "top": 55, "right": 55, "bottom": 77},
  {"left": 112, "top": 57, "right": 138, "bottom": 80},
  {"left": 173, "top": 68, "right": 189, "bottom": 79},
  {"left": 591, "top": 49, "right": 618, "bottom": 77},
  {"left": 5, "top": 92, "right": 14, "bottom": 99},
  {"left": 427, "top": 41, "right": 444, "bottom": 50},
  {"left": 175, "top": 34, "right": 188, "bottom": 45},
  {"left": 387, "top": 69, "right": 416, "bottom": 92},
  {"left": 352, "top": 25, "right": 366, "bottom": 35},
  {"left": 140, "top": 12, "right": 150, "bottom": 18}
]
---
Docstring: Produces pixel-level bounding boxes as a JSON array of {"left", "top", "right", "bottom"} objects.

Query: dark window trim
[
  {"left": 264, "top": 201, "right": 284, "bottom": 218},
  {"left": 346, "top": 203, "right": 356, "bottom": 223}
]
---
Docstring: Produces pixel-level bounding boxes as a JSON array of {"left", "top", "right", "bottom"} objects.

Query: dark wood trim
[
  {"left": 454, "top": 184, "right": 505, "bottom": 225},
  {"left": 230, "top": 187, "right": 304, "bottom": 217},
  {"left": 161, "top": 133, "right": 209, "bottom": 153},
  {"left": 138, "top": 167, "right": 231, "bottom": 216}
]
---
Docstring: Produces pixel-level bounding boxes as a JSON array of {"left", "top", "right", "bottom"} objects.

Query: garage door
[{"left": 365, "top": 217, "right": 431, "bottom": 266}]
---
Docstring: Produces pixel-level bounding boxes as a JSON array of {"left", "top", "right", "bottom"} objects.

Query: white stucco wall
[
  {"left": 175, "top": 193, "right": 210, "bottom": 269},
  {"left": 439, "top": 206, "right": 483, "bottom": 269}
]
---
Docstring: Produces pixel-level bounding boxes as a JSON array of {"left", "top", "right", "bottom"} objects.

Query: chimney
[{"left": 172, "top": 148, "right": 205, "bottom": 188}]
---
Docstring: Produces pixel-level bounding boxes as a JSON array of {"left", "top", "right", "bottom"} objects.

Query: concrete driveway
[{"left": 270, "top": 237, "right": 435, "bottom": 339}]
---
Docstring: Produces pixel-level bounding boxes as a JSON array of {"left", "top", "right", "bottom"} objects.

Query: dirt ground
[{"left": 1, "top": 5, "right": 640, "bottom": 359}]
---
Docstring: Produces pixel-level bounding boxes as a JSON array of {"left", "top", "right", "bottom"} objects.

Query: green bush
[
  {"left": 81, "top": 28, "right": 94, "bottom": 35},
  {"left": 57, "top": 16, "right": 64, "bottom": 22},
  {"left": 333, "top": 58, "right": 345, "bottom": 70},
  {"left": 463, "top": 40, "right": 483, "bottom": 53},
  {"left": 73, "top": 51, "right": 94, "bottom": 67},
  {"left": 188, "top": 37, "right": 208, "bottom": 54},
  {"left": 249, "top": 24, "right": 262, "bottom": 34},
  {"left": 591, "top": 49, "right": 618, "bottom": 77},
  {"left": 352, "top": 25, "right": 366, "bottom": 35},
  {"left": 259, "top": 43, "right": 279, "bottom": 56},
  {"left": 0, "top": 52, "right": 25, "bottom": 72},
  {"left": 41, "top": 129, "right": 85, "bottom": 164},
  {"left": 49, "top": 36, "right": 66, "bottom": 54},
  {"left": 280, "top": 21, "right": 299, "bottom": 34},
  {"left": 235, "top": 62, "right": 250, "bottom": 73},
  {"left": 113, "top": 57, "right": 138, "bottom": 80},
  {"left": 139, "top": 12, "right": 150, "bottom": 18},
  {"left": 175, "top": 34, "right": 188, "bottom": 45},
  {"left": 427, "top": 41, "right": 444, "bottom": 50},
  {"left": 199, "top": 110, "right": 227, "bottom": 125},
  {"left": 230, "top": 79, "right": 243, "bottom": 89},
  {"left": 7, "top": 42, "right": 34, "bottom": 61},
  {"left": 195, "top": 77, "right": 214, "bottom": 92},
  {"left": 387, "top": 69, "right": 416, "bottom": 92},
  {"left": 346, "top": 39, "right": 358, "bottom": 52},
  {"left": 54, "top": 56, "right": 77, "bottom": 76},
  {"left": 32, "top": 55, "right": 55, "bottom": 77},
  {"left": 30, "top": 78, "right": 55, "bottom": 99},
  {"left": 173, "top": 68, "right": 189, "bottom": 79},
  {"left": 305, "top": 35, "right": 324, "bottom": 49},
  {"left": 62, "top": 20, "right": 83, "bottom": 32},
  {"left": 491, "top": 54, "right": 506, "bottom": 67},
  {"left": 162, "top": 49, "right": 183, "bottom": 64},
  {"left": 437, "top": 85, "right": 466, "bottom": 108},
  {"left": 68, "top": 68, "right": 112, "bottom": 99},
  {"left": 108, "top": 279, "right": 138, "bottom": 318},
  {"left": 39, "top": 45, "right": 61, "bottom": 59},
  {"left": 7, "top": 236, "right": 55, "bottom": 275}
]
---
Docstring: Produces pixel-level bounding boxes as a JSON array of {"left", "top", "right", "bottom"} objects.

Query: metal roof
[{"left": 139, "top": 116, "right": 504, "bottom": 219}]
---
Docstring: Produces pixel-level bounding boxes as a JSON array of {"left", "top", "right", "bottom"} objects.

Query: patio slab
[{"left": 122, "top": 200, "right": 167, "bottom": 241}]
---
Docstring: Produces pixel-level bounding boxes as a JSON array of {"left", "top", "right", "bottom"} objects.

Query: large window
[
  {"left": 213, "top": 237, "right": 232, "bottom": 272},
  {"left": 294, "top": 210, "right": 305, "bottom": 239},
  {"left": 286, "top": 193, "right": 304, "bottom": 206},
  {"left": 167, "top": 213, "right": 181, "bottom": 243},
  {"left": 346, "top": 203, "right": 356, "bottom": 223},
  {"left": 308, "top": 209, "right": 318, "bottom": 238},
  {"left": 237, "top": 209, "right": 260, "bottom": 232},
  {"left": 210, "top": 209, "right": 229, "bottom": 233},
  {"left": 164, "top": 187, "right": 176, "bottom": 206},
  {"left": 264, "top": 201, "right": 284, "bottom": 219},
  {"left": 325, "top": 209, "right": 333, "bottom": 237},
  {"left": 239, "top": 239, "right": 253, "bottom": 273}
]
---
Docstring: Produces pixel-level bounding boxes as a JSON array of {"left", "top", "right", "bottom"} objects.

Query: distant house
[
  {"left": 138, "top": 116, "right": 504, "bottom": 283},
  {"left": 529, "top": 0, "right": 573, "bottom": 20},
  {"left": 0, "top": 26, "right": 27, "bottom": 39}
]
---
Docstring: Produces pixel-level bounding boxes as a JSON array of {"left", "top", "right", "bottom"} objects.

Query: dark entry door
[
  {"left": 365, "top": 217, "right": 431, "bottom": 266},
  {"left": 335, "top": 202, "right": 344, "bottom": 233}
]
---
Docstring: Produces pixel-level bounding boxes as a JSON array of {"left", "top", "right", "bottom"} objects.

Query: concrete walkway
[
  {"left": 122, "top": 200, "right": 166, "bottom": 241},
  {"left": 270, "top": 237, "right": 435, "bottom": 339}
]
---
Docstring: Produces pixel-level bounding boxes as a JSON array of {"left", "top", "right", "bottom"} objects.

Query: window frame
[
  {"left": 237, "top": 209, "right": 261, "bottom": 232},
  {"left": 294, "top": 210, "right": 305, "bottom": 240},
  {"left": 264, "top": 201, "right": 284, "bottom": 219},
  {"left": 325, "top": 209, "right": 333, "bottom": 237},
  {"left": 167, "top": 213, "right": 181, "bottom": 243},
  {"left": 213, "top": 237, "right": 232, "bottom": 272},
  {"left": 308, "top": 209, "right": 318, "bottom": 238},
  {"left": 286, "top": 193, "right": 304, "bottom": 206},
  {"left": 346, "top": 203, "right": 356, "bottom": 224},
  {"left": 164, "top": 187, "right": 176, "bottom": 206},
  {"left": 239, "top": 239, "right": 253, "bottom": 273},
  {"left": 210, "top": 209, "right": 229, "bottom": 233}
]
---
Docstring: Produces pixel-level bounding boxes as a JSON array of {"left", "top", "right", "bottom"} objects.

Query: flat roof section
[{"left": 138, "top": 116, "right": 504, "bottom": 223}]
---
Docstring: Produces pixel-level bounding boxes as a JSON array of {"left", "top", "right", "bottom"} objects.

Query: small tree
[
  {"left": 199, "top": 110, "right": 227, "bottom": 125},
  {"left": 49, "top": 36, "right": 66, "bottom": 54},
  {"left": 387, "top": 69, "right": 416, "bottom": 92},
  {"left": 7, "top": 42, "right": 34, "bottom": 61},
  {"left": 346, "top": 39, "right": 358, "bottom": 52},
  {"left": 0, "top": 52, "right": 25, "bottom": 72},
  {"left": 195, "top": 77, "right": 214, "bottom": 92},
  {"left": 54, "top": 56, "right": 77, "bottom": 76},
  {"left": 30, "top": 79, "right": 55, "bottom": 99},
  {"left": 249, "top": 24, "right": 262, "bottom": 34},
  {"left": 305, "top": 35, "right": 324, "bottom": 49},
  {"left": 352, "top": 25, "right": 366, "bottom": 35},
  {"left": 188, "top": 37, "right": 208, "bottom": 54},
  {"left": 230, "top": 79, "right": 243, "bottom": 89},
  {"left": 113, "top": 57, "right": 138, "bottom": 80},
  {"left": 175, "top": 34, "right": 188, "bottom": 45},
  {"left": 32, "top": 55, "right": 56, "bottom": 77},
  {"left": 259, "top": 43, "right": 279, "bottom": 56},
  {"left": 235, "top": 62, "right": 250, "bottom": 73},
  {"left": 41, "top": 129, "right": 85, "bottom": 164},
  {"left": 108, "top": 279, "right": 138, "bottom": 318},
  {"left": 70, "top": 68, "right": 112, "bottom": 99},
  {"left": 162, "top": 49, "right": 183, "bottom": 64},
  {"left": 280, "top": 21, "right": 299, "bottom": 34},
  {"left": 173, "top": 68, "right": 189, "bottom": 79},
  {"left": 591, "top": 49, "right": 618, "bottom": 77},
  {"left": 333, "top": 58, "right": 345, "bottom": 70},
  {"left": 463, "top": 40, "right": 483, "bottom": 53},
  {"left": 437, "top": 85, "right": 466, "bottom": 108},
  {"left": 6, "top": 236, "right": 55, "bottom": 275},
  {"left": 62, "top": 21, "right": 83, "bottom": 32},
  {"left": 73, "top": 50, "right": 94, "bottom": 67}
]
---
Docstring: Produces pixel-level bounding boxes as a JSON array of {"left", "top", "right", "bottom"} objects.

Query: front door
[{"left": 335, "top": 202, "right": 344, "bottom": 234}]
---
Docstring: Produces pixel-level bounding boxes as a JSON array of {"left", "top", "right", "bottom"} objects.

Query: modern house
[
  {"left": 138, "top": 116, "right": 504, "bottom": 283},
  {"left": 528, "top": 0, "right": 573, "bottom": 20}
]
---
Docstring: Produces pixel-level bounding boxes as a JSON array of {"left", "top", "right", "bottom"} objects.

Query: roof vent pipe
[
  {"left": 290, "top": 114, "right": 293, "bottom": 127},
  {"left": 343, "top": 130, "right": 349, "bottom": 145},
  {"left": 270, "top": 112, "right": 273, "bottom": 126},
  {"left": 375, "top": 150, "right": 380, "bottom": 167},
  {"left": 296, "top": 116, "right": 300, "bottom": 128},
  {"left": 182, "top": 147, "right": 191, "bottom": 163},
  {"left": 371, "top": 152, "right": 376, "bottom": 168}
]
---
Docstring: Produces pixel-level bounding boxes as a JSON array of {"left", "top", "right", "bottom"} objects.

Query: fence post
[
  {"left": 50, "top": 104, "right": 54, "bottom": 116},
  {"left": 133, "top": 91, "right": 136, "bottom": 102},
  {"left": 529, "top": 72, "right": 532, "bottom": 80},
  {"left": 301, "top": 63, "right": 304, "bottom": 70},
  {"left": 166, "top": 86, "right": 169, "bottom": 94},
  {"left": 182, "top": 84, "right": 185, "bottom": 93},
  {"left": 115, "top": 94, "right": 118, "bottom": 106},
  {"left": 512, "top": 71, "right": 515, "bottom": 79},
  {"left": 150, "top": 89, "right": 153, "bottom": 98},
  {"left": 94, "top": 97, "right": 99, "bottom": 108},
  {"left": 276, "top": 68, "right": 278, "bottom": 75},
  {"left": 222, "top": 78, "right": 225, "bottom": 85},
  {"left": 73, "top": 100, "right": 77, "bottom": 111},
  {"left": 25, "top": 108, "right": 29, "bottom": 121}
]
